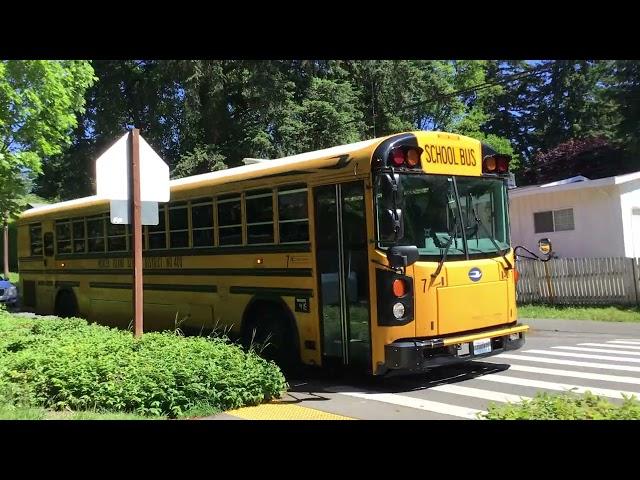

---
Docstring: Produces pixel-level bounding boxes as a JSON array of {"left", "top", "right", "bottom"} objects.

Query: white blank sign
[
  {"left": 110, "top": 200, "right": 159, "bottom": 225},
  {"left": 96, "top": 132, "right": 170, "bottom": 202}
]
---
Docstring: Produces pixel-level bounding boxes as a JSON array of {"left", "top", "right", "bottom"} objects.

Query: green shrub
[
  {"left": 0, "top": 311, "right": 287, "bottom": 418},
  {"left": 481, "top": 391, "right": 640, "bottom": 420}
]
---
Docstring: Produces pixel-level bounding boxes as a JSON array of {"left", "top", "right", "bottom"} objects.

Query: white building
[{"left": 509, "top": 171, "right": 640, "bottom": 258}]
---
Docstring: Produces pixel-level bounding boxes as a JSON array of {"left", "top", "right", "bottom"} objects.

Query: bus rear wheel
[
  {"left": 242, "top": 302, "right": 299, "bottom": 373},
  {"left": 54, "top": 290, "right": 78, "bottom": 318}
]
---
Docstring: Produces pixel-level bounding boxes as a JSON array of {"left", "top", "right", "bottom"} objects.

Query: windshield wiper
[
  {"left": 431, "top": 218, "right": 461, "bottom": 279},
  {"left": 469, "top": 204, "right": 513, "bottom": 270}
]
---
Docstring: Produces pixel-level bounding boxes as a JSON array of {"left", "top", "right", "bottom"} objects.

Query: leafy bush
[
  {"left": 0, "top": 311, "right": 287, "bottom": 418},
  {"left": 481, "top": 391, "right": 640, "bottom": 420}
]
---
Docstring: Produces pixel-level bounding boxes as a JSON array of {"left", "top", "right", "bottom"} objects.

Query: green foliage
[
  {"left": 0, "top": 311, "right": 287, "bottom": 418},
  {"left": 482, "top": 391, "right": 640, "bottom": 420},
  {"left": 27, "top": 59, "right": 640, "bottom": 197},
  {"left": 172, "top": 145, "right": 228, "bottom": 178},
  {"left": 0, "top": 61, "right": 95, "bottom": 173},
  {"left": 0, "top": 60, "right": 94, "bottom": 222}
]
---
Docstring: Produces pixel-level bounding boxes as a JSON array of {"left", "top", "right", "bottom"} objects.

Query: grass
[
  {"left": 518, "top": 303, "right": 640, "bottom": 322},
  {"left": 0, "top": 308, "right": 287, "bottom": 419},
  {"left": 481, "top": 391, "right": 640, "bottom": 420},
  {"left": 0, "top": 402, "right": 164, "bottom": 420}
]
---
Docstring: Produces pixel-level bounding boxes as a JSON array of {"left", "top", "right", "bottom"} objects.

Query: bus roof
[{"left": 19, "top": 134, "right": 390, "bottom": 221}]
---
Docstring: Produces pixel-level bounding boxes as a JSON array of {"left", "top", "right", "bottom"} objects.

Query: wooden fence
[{"left": 516, "top": 257, "right": 640, "bottom": 305}]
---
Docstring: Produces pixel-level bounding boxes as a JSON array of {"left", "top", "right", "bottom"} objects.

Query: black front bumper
[{"left": 379, "top": 332, "right": 525, "bottom": 375}]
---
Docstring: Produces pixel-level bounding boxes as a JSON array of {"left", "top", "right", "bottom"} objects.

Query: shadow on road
[{"left": 282, "top": 361, "right": 512, "bottom": 401}]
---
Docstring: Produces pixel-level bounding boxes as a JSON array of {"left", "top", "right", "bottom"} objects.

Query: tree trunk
[{"left": 2, "top": 215, "right": 8, "bottom": 280}]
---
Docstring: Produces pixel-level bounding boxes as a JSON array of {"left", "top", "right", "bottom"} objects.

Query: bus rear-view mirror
[
  {"left": 378, "top": 173, "right": 403, "bottom": 210},
  {"left": 379, "top": 208, "right": 404, "bottom": 243}
]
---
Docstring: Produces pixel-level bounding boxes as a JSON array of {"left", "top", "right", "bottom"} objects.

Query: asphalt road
[{"left": 216, "top": 318, "right": 640, "bottom": 420}]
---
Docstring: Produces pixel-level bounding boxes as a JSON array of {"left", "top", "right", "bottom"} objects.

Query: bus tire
[
  {"left": 241, "top": 300, "right": 300, "bottom": 373},
  {"left": 54, "top": 289, "right": 78, "bottom": 318}
]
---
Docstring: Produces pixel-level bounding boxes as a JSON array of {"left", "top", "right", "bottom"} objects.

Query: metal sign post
[
  {"left": 130, "top": 129, "right": 144, "bottom": 338},
  {"left": 96, "top": 128, "right": 169, "bottom": 339}
]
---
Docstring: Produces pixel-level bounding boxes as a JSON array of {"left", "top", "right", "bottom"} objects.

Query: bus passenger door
[{"left": 314, "top": 181, "right": 371, "bottom": 371}]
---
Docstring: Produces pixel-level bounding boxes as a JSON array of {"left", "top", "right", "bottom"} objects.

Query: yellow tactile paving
[{"left": 225, "top": 402, "right": 353, "bottom": 420}]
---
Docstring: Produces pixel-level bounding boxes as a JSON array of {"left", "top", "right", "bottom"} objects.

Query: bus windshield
[{"left": 376, "top": 174, "right": 510, "bottom": 258}]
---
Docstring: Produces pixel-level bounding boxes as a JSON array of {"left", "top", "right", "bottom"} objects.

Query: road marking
[
  {"left": 477, "top": 374, "right": 640, "bottom": 399},
  {"left": 332, "top": 389, "right": 485, "bottom": 419},
  {"left": 225, "top": 403, "right": 353, "bottom": 420},
  {"left": 579, "top": 342, "right": 640, "bottom": 351},
  {"left": 496, "top": 353, "right": 640, "bottom": 372},
  {"left": 504, "top": 364, "right": 640, "bottom": 385},
  {"left": 552, "top": 346, "right": 640, "bottom": 356},
  {"left": 608, "top": 340, "right": 640, "bottom": 346},
  {"left": 429, "top": 384, "right": 530, "bottom": 403},
  {"left": 524, "top": 349, "right": 640, "bottom": 363}
]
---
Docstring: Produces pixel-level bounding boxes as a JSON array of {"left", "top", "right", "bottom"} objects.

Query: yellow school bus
[{"left": 17, "top": 130, "right": 532, "bottom": 375}]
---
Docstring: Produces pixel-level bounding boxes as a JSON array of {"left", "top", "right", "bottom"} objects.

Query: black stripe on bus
[
  {"left": 55, "top": 281, "right": 80, "bottom": 288},
  {"left": 54, "top": 243, "right": 311, "bottom": 260},
  {"left": 20, "top": 268, "right": 312, "bottom": 277},
  {"left": 230, "top": 286, "right": 313, "bottom": 297},
  {"left": 89, "top": 282, "right": 218, "bottom": 293},
  {"left": 19, "top": 256, "right": 44, "bottom": 262}
]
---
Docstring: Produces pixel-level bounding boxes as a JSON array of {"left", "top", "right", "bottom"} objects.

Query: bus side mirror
[
  {"left": 379, "top": 209, "right": 404, "bottom": 242},
  {"left": 538, "top": 238, "right": 552, "bottom": 256},
  {"left": 379, "top": 173, "right": 403, "bottom": 210},
  {"left": 387, "top": 245, "right": 419, "bottom": 269}
]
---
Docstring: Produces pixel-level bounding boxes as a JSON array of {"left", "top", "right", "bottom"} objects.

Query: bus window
[
  {"left": 148, "top": 206, "right": 167, "bottom": 249},
  {"left": 87, "top": 215, "right": 106, "bottom": 253},
  {"left": 29, "top": 224, "right": 43, "bottom": 256},
  {"left": 246, "top": 189, "right": 274, "bottom": 245},
  {"left": 107, "top": 222, "right": 127, "bottom": 252},
  {"left": 278, "top": 186, "right": 309, "bottom": 244},
  {"left": 55, "top": 219, "right": 72, "bottom": 254},
  {"left": 218, "top": 194, "right": 242, "bottom": 246},
  {"left": 191, "top": 198, "right": 214, "bottom": 247},
  {"left": 73, "top": 219, "right": 86, "bottom": 253},
  {"left": 169, "top": 202, "right": 189, "bottom": 249}
]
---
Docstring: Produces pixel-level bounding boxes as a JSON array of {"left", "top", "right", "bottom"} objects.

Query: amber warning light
[{"left": 482, "top": 154, "right": 510, "bottom": 174}]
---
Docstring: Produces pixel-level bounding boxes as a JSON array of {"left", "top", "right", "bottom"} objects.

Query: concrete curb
[{"left": 521, "top": 317, "right": 640, "bottom": 335}]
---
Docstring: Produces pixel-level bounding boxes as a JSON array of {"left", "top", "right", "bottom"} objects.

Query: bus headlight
[{"left": 392, "top": 302, "right": 405, "bottom": 319}]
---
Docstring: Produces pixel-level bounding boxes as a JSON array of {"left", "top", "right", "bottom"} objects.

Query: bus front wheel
[{"left": 242, "top": 301, "right": 300, "bottom": 373}]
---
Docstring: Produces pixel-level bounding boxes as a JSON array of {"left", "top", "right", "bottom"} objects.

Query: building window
[
  {"left": 246, "top": 189, "right": 274, "bottom": 245},
  {"left": 191, "top": 198, "right": 214, "bottom": 248},
  {"left": 169, "top": 202, "right": 189, "bottom": 249},
  {"left": 218, "top": 194, "right": 242, "bottom": 246},
  {"left": 148, "top": 206, "right": 167, "bottom": 250},
  {"left": 87, "top": 215, "right": 106, "bottom": 253},
  {"left": 29, "top": 224, "right": 43, "bottom": 256},
  {"left": 534, "top": 208, "right": 574, "bottom": 233},
  {"left": 278, "top": 185, "right": 309, "bottom": 243}
]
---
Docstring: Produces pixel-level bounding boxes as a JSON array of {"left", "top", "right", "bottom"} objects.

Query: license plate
[{"left": 473, "top": 338, "right": 492, "bottom": 355}]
